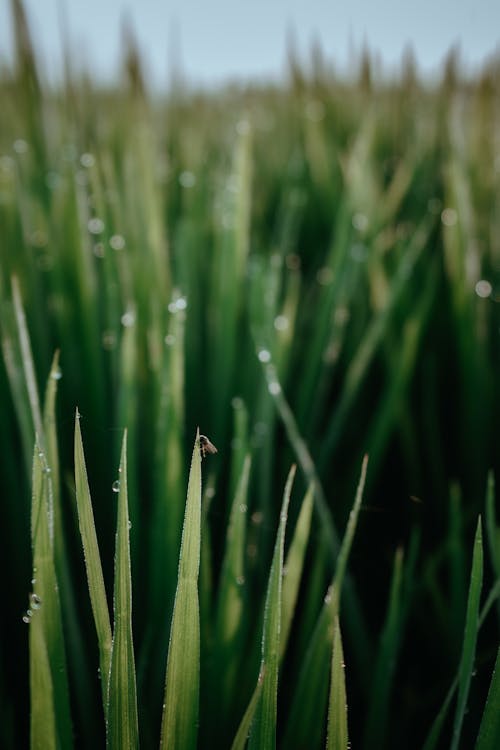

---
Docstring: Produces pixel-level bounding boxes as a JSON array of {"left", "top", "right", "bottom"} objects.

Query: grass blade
[
  {"left": 475, "top": 646, "right": 500, "bottom": 749},
  {"left": 326, "top": 616, "right": 348, "bottom": 750},
  {"left": 214, "top": 455, "right": 251, "bottom": 715},
  {"left": 362, "top": 547, "right": 404, "bottom": 749},
  {"left": 74, "top": 410, "right": 112, "bottom": 710},
  {"left": 248, "top": 464, "right": 296, "bottom": 750},
  {"left": 30, "top": 443, "right": 72, "bottom": 748},
  {"left": 282, "top": 456, "right": 368, "bottom": 750},
  {"left": 230, "top": 667, "right": 265, "bottom": 750},
  {"left": 106, "top": 430, "right": 139, "bottom": 749},
  {"left": 451, "top": 517, "right": 483, "bottom": 750},
  {"left": 160, "top": 430, "right": 202, "bottom": 750},
  {"left": 280, "top": 483, "right": 314, "bottom": 659}
]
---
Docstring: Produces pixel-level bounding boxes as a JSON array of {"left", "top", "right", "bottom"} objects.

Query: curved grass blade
[
  {"left": 280, "top": 483, "right": 314, "bottom": 660},
  {"left": 30, "top": 443, "right": 72, "bottom": 749},
  {"left": 160, "top": 430, "right": 202, "bottom": 750},
  {"left": 451, "top": 517, "right": 483, "bottom": 750},
  {"left": 230, "top": 667, "right": 265, "bottom": 750},
  {"left": 248, "top": 464, "right": 296, "bottom": 750},
  {"left": 106, "top": 430, "right": 139, "bottom": 749},
  {"left": 74, "top": 409, "right": 112, "bottom": 712},
  {"left": 326, "top": 616, "right": 348, "bottom": 750},
  {"left": 475, "top": 646, "right": 500, "bottom": 749}
]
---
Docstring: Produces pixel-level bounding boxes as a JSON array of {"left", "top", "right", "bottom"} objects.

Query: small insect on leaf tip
[{"left": 199, "top": 434, "right": 218, "bottom": 459}]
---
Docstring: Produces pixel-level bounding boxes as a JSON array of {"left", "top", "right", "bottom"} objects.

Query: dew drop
[
  {"left": 231, "top": 396, "right": 244, "bottom": 409},
  {"left": 50, "top": 367, "right": 62, "bottom": 380},
  {"left": 236, "top": 576, "right": 245, "bottom": 586},
  {"left": 22, "top": 614, "right": 31, "bottom": 624},
  {"left": 93, "top": 242, "right": 105, "bottom": 258},
  {"left": 128, "top": 521, "right": 132, "bottom": 530},
  {"left": 179, "top": 171, "right": 196, "bottom": 188},
  {"left": 257, "top": 349, "right": 271, "bottom": 363},
  {"left": 121, "top": 311, "right": 135, "bottom": 327},
  {"left": 109, "top": 234, "right": 125, "bottom": 251},
  {"left": 236, "top": 119, "right": 250, "bottom": 135},
  {"left": 274, "top": 315, "right": 289, "bottom": 332},
  {"left": 88, "top": 217, "right": 104, "bottom": 235},
  {"left": 30, "top": 593, "right": 42, "bottom": 610},
  {"left": 112, "top": 480, "right": 120, "bottom": 493},
  {"left": 13, "top": 139, "right": 28, "bottom": 154},
  {"left": 352, "top": 213, "right": 368, "bottom": 232},
  {"left": 441, "top": 207, "right": 457, "bottom": 227},
  {"left": 268, "top": 381, "right": 281, "bottom": 396},
  {"left": 80, "top": 153, "right": 95, "bottom": 168},
  {"left": 475, "top": 280, "right": 492, "bottom": 298},
  {"left": 164, "top": 334, "right": 175, "bottom": 346},
  {"left": 239, "top": 503, "right": 247, "bottom": 513}
]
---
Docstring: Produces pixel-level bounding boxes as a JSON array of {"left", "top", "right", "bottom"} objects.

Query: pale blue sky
[{"left": 1, "top": 0, "right": 499, "bottom": 87}]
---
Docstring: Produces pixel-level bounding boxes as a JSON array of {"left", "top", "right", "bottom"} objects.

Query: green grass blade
[
  {"left": 451, "top": 517, "right": 483, "bottom": 750},
  {"left": 160, "top": 430, "right": 202, "bottom": 750},
  {"left": 282, "top": 456, "right": 368, "bottom": 750},
  {"left": 326, "top": 616, "right": 348, "bottom": 750},
  {"left": 422, "top": 680, "right": 457, "bottom": 750},
  {"left": 106, "top": 430, "right": 139, "bottom": 749},
  {"left": 484, "top": 472, "right": 500, "bottom": 624},
  {"left": 30, "top": 443, "right": 72, "bottom": 749},
  {"left": 74, "top": 410, "right": 112, "bottom": 711},
  {"left": 248, "top": 464, "right": 296, "bottom": 750},
  {"left": 475, "top": 646, "right": 500, "bottom": 749},
  {"left": 362, "top": 547, "right": 404, "bottom": 749},
  {"left": 230, "top": 667, "right": 266, "bottom": 750},
  {"left": 280, "top": 483, "right": 314, "bottom": 659},
  {"left": 214, "top": 455, "right": 251, "bottom": 714},
  {"left": 12, "top": 275, "right": 44, "bottom": 445}
]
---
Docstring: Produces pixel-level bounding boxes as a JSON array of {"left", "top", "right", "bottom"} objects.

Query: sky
[{"left": 1, "top": 0, "right": 499, "bottom": 88}]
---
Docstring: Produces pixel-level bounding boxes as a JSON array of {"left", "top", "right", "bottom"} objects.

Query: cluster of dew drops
[{"left": 22, "top": 588, "right": 42, "bottom": 624}]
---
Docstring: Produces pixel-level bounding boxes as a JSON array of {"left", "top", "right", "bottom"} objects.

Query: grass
[{"left": 0, "top": 1, "right": 499, "bottom": 747}]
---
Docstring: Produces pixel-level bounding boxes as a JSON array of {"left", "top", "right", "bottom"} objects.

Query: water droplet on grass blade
[
  {"left": 258, "top": 349, "right": 271, "bottom": 363},
  {"left": 121, "top": 310, "right": 135, "bottom": 327},
  {"left": 110, "top": 234, "right": 125, "bottom": 250},
  {"left": 268, "top": 381, "right": 281, "bottom": 396},
  {"left": 80, "top": 153, "right": 95, "bottom": 168},
  {"left": 88, "top": 217, "right": 104, "bottom": 235},
  {"left": 50, "top": 367, "right": 62, "bottom": 380},
  {"left": 475, "top": 280, "right": 492, "bottom": 298},
  {"left": 112, "top": 480, "right": 120, "bottom": 493},
  {"left": 22, "top": 614, "right": 31, "bottom": 624},
  {"left": 30, "top": 593, "right": 42, "bottom": 609}
]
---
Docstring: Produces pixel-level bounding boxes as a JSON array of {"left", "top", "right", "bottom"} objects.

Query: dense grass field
[{"left": 1, "top": 1, "right": 500, "bottom": 748}]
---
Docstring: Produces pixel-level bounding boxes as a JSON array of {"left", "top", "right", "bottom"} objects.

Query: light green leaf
[
  {"left": 326, "top": 616, "right": 348, "bottom": 750},
  {"left": 248, "top": 464, "right": 296, "bottom": 750},
  {"left": 280, "top": 483, "right": 314, "bottom": 659},
  {"left": 160, "top": 430, "right": 202, "bottom": 750},
  {"left": 30, "top": 443, "right": 72, "bottom": 749},
  {"left": 74, "top": 409, "right": 112, "bottom": 712},
  {"left": 230, "top": 667, "right": 265, "bottom": 750},
  {"left": 106, "top": 431, "right": 139, "bottom": 749}
]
